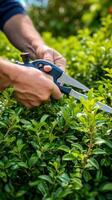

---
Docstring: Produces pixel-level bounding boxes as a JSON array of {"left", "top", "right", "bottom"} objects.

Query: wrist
[
  {"left": 0, "top": 59, "right": 24, "bottom": 88},
  {"left": 26, "top": 39, "right": 45, "bottom": 59}
]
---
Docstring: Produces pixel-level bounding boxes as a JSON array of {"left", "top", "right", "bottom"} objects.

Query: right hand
[{"left": 12, "top": 65, "right": 62, "bottom": 108}]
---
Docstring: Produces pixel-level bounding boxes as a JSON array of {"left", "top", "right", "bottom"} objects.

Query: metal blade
[
  {"left": 70, "top": 89, "right": 88, "bottom": 100},
  {"left": 58, "top": 73, "right": 89, "bottom": 91},
  {"left": 69, "top": 89, "right": 112, "bottom": 113},
  {"left": 95, "top": 102, "right": 112, "bottom": 114}
]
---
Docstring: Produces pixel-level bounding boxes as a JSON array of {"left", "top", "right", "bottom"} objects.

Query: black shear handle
[
  {"left": 17, "top": 58, "right": 71, "bottom": 95},
  {"left": 33, "top": 59, "right": 63, "bottom": 83}
]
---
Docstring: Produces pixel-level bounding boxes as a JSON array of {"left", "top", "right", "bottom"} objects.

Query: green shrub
[
  {"left": 0, "top": 16, "right": 112, "bottom": 199},
  {"left": 43, "top": 15, "right": 112, "bottom": 106},
  {"left": 28, "top": 0, "right": 112, "bottom": 37}
]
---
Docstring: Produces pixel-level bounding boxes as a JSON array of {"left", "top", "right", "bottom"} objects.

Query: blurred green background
[{"left": 27, "top": 0, "right": 112, "bottom": 37}]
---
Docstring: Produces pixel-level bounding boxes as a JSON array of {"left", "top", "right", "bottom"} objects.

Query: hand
[
  {"left": 12, "top": 64, "right": 62, "bottom": 108},
  {"left": 15, "top": 43, "right": 66, "bottom": 108},
  {"left": 28, "top": 43, "right": 66, "bottom": 72}
]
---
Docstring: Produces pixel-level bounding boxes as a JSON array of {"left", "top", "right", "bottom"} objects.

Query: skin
[{"left": 0, "top": 14, "right": 66, "bottom": 108}]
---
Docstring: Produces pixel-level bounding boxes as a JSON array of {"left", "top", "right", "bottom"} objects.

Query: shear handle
[
  {"left": 32, "top": 59, "right": 63, "bottom": 83},
  {"left": 33, "top": 60, "right": 72, "bottom": 95},
  {"left": 17, "top": 58, "right": 71, "bottom": 95}
]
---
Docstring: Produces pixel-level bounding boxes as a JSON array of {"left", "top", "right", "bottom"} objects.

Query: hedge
[{"left": 0, "top": 16, "right": 112, "bottom": 200}]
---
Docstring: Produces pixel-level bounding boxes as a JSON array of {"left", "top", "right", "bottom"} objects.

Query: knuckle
[
  {"left": 47, "top": 82, "right": 53, "bottom": 91},
  {"left": 31, "top": 68, "right": 42, "bottom": 76},
  {"left": 62, "top": 57, "right": 66, "bottom": 65},
  {"left": 44, "top": 47, "right": 52, "bottom": 54},
  {"left": 41, "top": 94, "right": 50, "bottom": 101},
  {"left": 43, "top": 77, "right": 53, "bottom": 90},
  {"left": 31, "top": 102, "right": 41, "bottom": 107}
]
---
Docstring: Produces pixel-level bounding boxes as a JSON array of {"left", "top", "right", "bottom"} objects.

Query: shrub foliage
[
  {"left": 29, "top": 0, "right": 112, "bottom": 37},
  {"left": 0, "top": 16, "right": 112, "bottom": 200}
]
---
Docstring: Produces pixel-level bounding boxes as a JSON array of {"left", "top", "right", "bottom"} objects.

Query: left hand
[{"left": 27, "top": 43, "right": 66, "bottom": 72}]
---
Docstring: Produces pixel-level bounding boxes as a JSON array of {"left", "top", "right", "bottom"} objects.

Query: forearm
[
  {"left": 2, "top": 13, "right": 66, "bottom": 71},
  {"left": 3, "top": 14, "right": 44, "bottom": 57}
]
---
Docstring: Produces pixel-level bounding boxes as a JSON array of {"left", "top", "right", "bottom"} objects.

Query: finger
[
  {"left": 44, "top": 65, "right": 52, "bottom": 73},
  {"left": 27, "top": 45, "right": 37, "bottom": 60},
  {"left": 19, "top": 99, "right": 41, "bottom": 108},
  {"left": 43, "top": 49, "right": 54, "bottom": 62},
  {"left": 18, "top": 99, "right": 32, "bottom": 108},
  {"left": 23, "top": 103, "right": 32, "bottom": 108},
  {"left": 42, "top": 97, "right": 51, "bottom": 104},
  {"left": 15, "top": 93, "right": 41, "bottom": 108},
  {"left": 54, "top": 56, "right": 66, "bottom": 71},
  {"left": 43, "top": 49, "right": 54, "bottom": 72},
  {"left": 42, "top": 71, "right": 53, "bottom": 81},
  {"left": 51, "top": 83, "right": 62, "bottom": 100}
]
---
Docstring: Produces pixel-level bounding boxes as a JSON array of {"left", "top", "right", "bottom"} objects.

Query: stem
[{"left": 82, "top": 125, "right": 95, "bottom": 169}]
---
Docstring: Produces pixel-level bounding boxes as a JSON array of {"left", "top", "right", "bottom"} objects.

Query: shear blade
[
  {"left": 95, "top": 102, "right": 112, "bottom": 113},
  {"left": 58, "top": 73, "right": 89, "bottom": 91},
  {"left": 69, "top": 89, "right": 112, "bottom": 113}
]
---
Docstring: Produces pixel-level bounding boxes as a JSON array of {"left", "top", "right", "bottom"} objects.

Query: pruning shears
[{"left": 17, "top": 52, "right": 112, "bottom": 114}]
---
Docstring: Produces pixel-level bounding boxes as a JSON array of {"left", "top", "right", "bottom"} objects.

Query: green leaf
[
  {"left": 95, "top": 138, "right": 106, "bottom": 145},
  {"left": 100, "top": 183, "right": 112, "bottom": 191},
  {"left": 29, "top": 180, "right": 39, "bottom": 187},
  {"left": 28, "top": 154, "right": 38, "bottom": 167},
  {"left": 38, "top": 175, "right": 53, "bottom": 184},
  {"left": 95, "top": 138, "right": 112, "bottom": 149},
  {"left": 0, "top": 171, "right": 7, "bottom": 181},
  {"left": 16, "top": 190, "right": 27, "bottom": 197},
  {"left": 71, "top": 143, "right": 83, "bottom": 151},
  {"left": 86, "top": 158, "right": 99, "bottom": 169},
  {"left": 17, "top": 139, "right": 25, "bottom": 152},
  {"left": 62, "top": 153, "right": 74, "bottom": 161},
  {"left": 93, "top": 148, "right": 106, "bottom": 155},
  {"left": 0, "top": 121, "right": 8, "bottom": 128},
  {"left": 72, "top": 178, "right": 82, "bottom": 190},
  {"left": 0, "top": 161, "right": 4, "bottom": 169},
  {"left": 37, "top": 182, "right": 48, "bottom": 195},
  {"left": 18, "top": 162, "right": 28, "bottom": 168},
  {"left": 105, "top": 141, "right": 112, "bottom": 149},
  {"left": 58, "top": 173, "right": 70, "bottom": 185},
  {"left": 58, "top": 145, "right": 70, "bottom": 153},
  {"left": 54, "top": 187, "right": 72, "bottom": 199},
  {"left": 40, "top": 114, "right": 49, "bottom": 122},
  {"left": 83, "top": 171, "right": 92, "bottom": 182}
]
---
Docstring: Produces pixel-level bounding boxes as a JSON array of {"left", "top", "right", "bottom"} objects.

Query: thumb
[
  {"left": 43, "top": 49, "right": 54, "bottom": 72},
  {"left": 44, "top": 65, "right": 52, "bottom": 73}
]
